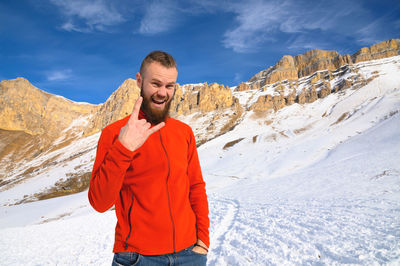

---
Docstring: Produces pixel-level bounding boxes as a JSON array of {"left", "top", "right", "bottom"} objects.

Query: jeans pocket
[
  {"left": 112, "top": 252, "right": 141, "bottom": 266},
  {"left": 189, "top": 246, "right": 208, "bottom": 256}
]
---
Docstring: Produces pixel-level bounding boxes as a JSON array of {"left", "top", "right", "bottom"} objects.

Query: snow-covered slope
[{"left": 0, "top": 56, "right": 399, "bottom": 265}]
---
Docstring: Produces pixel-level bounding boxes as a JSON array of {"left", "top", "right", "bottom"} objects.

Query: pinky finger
[{"left": 148, "top": 122, "right": 165, "bottom": 135}]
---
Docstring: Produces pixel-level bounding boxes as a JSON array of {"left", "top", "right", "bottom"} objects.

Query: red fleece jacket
[{"left": 88, "top": 113, "right": 210, "bottom": 255}]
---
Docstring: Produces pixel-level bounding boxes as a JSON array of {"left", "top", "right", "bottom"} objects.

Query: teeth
[{"left": 152, "top": 98, "right": 166, "bottom": 104}]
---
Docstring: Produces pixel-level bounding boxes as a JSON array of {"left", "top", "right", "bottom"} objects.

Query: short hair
[{"left": 140, "top": 50, "right": 177, "bottom": 75}]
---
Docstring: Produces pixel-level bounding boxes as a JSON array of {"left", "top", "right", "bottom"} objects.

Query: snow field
[
  {"left": 0, "top": 206, "right": 116, "bottom": 265},
  {"left": 0, "top": 56, "right": 399, "bottom": 265},
  {"left": 207, "top": 196, "right": 400, "bottom": 265}
]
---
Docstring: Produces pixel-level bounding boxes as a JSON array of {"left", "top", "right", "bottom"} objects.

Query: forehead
[{"left": 142, "top": 62, "right": 178, "bottom": 83}]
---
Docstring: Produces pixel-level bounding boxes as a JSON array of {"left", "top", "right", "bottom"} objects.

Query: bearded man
[{"left": 88, "top": 51, "right": 210, "bottom": 265}]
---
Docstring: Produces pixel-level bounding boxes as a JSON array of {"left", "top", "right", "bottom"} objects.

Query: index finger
[{"left": 130, "top": 96, "right": 143, "bottom": 121}]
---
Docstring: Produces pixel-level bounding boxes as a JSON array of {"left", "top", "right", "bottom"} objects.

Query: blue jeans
[{"left": 112, "top": 244, "right": 207, "bottom": 266}]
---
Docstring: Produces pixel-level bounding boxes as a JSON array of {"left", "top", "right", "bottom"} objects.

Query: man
[{"left": 88, "top": 51, "right": 210, "bottom": 265}]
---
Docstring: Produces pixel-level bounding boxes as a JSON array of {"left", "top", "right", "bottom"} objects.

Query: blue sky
[{"left": 1, "top": 0, "right": 399, "bottom": 104}]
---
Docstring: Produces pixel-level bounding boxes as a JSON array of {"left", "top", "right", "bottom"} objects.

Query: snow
[
  {"left": 53, "top": 94, "right": 97, "bottom": 106},
  {"left": 0, "top": 56, "right": 399, "bottom": 265},
  {"left": 0, "top": 132, "right": 100, "bottom": 206},
  {"left": 0, "top": 197, "right": 116, "bottom": 265}
]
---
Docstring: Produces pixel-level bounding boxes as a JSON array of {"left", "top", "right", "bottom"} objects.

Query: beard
[{"left": 140, "top": 88, "right": 172, "bottom": 125}]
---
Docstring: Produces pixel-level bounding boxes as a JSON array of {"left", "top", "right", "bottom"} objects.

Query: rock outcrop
[
  {"left": 171, "top": 82, "right": 235, "bottom": 115},
  {"left": 251, "top": 94, "right": 286, "bottom": 112},
  {"left": 352, "top": 39, "right": 400, "bottom": 63},
  {"left": 247, "top": 38, "right": 399, "bottom": 112},
  {"left": 171, "top": 82, "right": 241, "bottom": 145},
  {"left": 249, "top": 50, "right": 352, "bottom": 86},
  {"left": 84, "top": 78, "right": 140, "bottom": 136},
  {"left": 295, "top": 50, "right": 353, "bottom": 78},
  {"left": 0, "top": 78, "right": 95, "bottom": 137},
  {"left": 235, "top": 82, "right": 260, "bottom": 91},
  {"left": 249, "top": 39, "right": 399, "bottom": 87}
]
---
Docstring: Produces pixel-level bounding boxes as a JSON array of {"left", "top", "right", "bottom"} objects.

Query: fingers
[
  {"left": 130, "top": 96, "right": 143, "bottom": 122},
  {"left": 135, "top": 119, "right": 150, "bottom": 131},
  {"left": 144, "top": 121, "right": 151, "bottom": 130},
  {"left": 148, "top": 122, "right": 165, "bottom": 135},
  {"left": 191, "top": 246, "right": 208, "bottom": 255}
]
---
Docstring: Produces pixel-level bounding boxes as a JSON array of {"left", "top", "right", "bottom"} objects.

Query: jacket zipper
[
  {"left": 124, "top": 194, "right": 134, "bottom": 249},
  {"left": 159, "top": 130, "right": 176, "bottom": 253}
]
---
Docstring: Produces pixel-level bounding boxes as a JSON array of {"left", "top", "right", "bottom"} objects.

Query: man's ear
[{"left": 136, "top": 72, "right": 142, "bottom": 87}]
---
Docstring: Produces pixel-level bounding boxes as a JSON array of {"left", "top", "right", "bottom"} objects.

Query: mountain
[
  {"left": 0, "top": 39, "right": 399, "bottom": 264},
  {"left": 248, "top": 39, "right": 399, "bottom": 85},
  {"left": 0, "top": 39, "right": 399, "bottom": 204}
]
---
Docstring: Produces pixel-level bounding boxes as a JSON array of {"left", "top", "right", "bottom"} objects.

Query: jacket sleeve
[
  {"left": 187, "top": 129, "right": 210, "bottom": 247},
  {"left": 88, "top": 127, "right": 135, "bottom": 213}
]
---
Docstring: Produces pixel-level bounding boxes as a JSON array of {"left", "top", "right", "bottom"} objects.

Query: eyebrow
[{"left": 150, "top": 78, "right": 176, "bottom": 85}]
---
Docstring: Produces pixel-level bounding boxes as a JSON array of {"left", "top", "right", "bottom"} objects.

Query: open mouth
[{"left": 151, "top": 96, "right": 168, "bottom": 106}]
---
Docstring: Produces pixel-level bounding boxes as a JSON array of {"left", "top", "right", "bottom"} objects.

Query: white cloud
[
  {"left": 233, "top": 72, "right": 243, "bottom": 84},
  {"left": 46, "top": 69, "right": 72, "bottom": 81},
  {"left": 60, "top": 20, "right": 90, "bottom": 33},
  {"left": 181, "top": 0, "right": 224, "bottom": 14},
  {"left": 221, "top": 0, "right": 367, "bottom": 53},
  {"left": 48, "top": 0, "right": 398, "bottom": 51},
  {"left": 286, "top": 36, "right": 330, "bottom": 51},
  {"left": 137, "top": 0, "right": 227, "bottom": 35},
  {"left": 222, "top": 0, "right": 286, "bottom": 53},
  {"left": 356, "top": 22, "right": 384, "bottom": 45},
  {"left": 355, "top": 12, "right": 400, "bottom": 46},
  {"left": 49, "top": 0, "right": 124, "bottom": 32},
  {"left": 138, "top": 0, "right": 179, "bottom": 35},
  {"left": 279, "top": 1, "right": 360, "bottom": 33}
]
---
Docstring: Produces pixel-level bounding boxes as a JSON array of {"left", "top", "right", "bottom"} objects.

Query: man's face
[{"left": 136, "top": 62, "right": 178, "bottom": 124}]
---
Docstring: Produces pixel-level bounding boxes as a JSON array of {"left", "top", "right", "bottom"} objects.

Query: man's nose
[{"left": 157, "top": 86, "right": 167, "bottom": 97}]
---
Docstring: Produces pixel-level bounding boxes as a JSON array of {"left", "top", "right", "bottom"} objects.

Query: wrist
[{"left": 194, "top": 243, "right": 208, "bottom": 253}]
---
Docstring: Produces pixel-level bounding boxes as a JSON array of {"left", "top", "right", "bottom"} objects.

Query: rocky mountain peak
[
  {"left": 249, "top": 39, "right": 399, "bottom": 87},
  {"left": 0, "top": 78, "right": 95, "bottom": 137},
  {"left": 352, "top": 39, "right": 399, "bottom": 63},
  {"left": 84, "top": 78, "right": 140, "bottom": 136}
]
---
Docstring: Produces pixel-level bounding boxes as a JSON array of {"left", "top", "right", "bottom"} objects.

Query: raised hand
[{"left": 118, "top": 97, "right": 165, "bottom": 152}]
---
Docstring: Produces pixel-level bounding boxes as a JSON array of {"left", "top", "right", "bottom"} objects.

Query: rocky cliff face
[
  {"left": 171, "top": 82, "right": 242, "bottom": 144},
  {"left": 249, "top": 39, "right": 399, "bottom": 86},
  {"left": 172, "top": 82, "right": 235, "bottom": 114},
  {"left": 84, "top": 78, "right": 141, "bottom": 136},
  {"left": 248, "top": 51, "right": 353, "bottom": 86},
  {"left": 352, "top": 39, "right": 399, "bottom": 63},
  {"left": 0, "top": 78, "right": 95, "bottom": 137},
  {"left": 0, "top": 78, "right": 97, "bottom": 184},
  {"left": 246, "top": 39, "right": 399, "bottom": 112}
]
